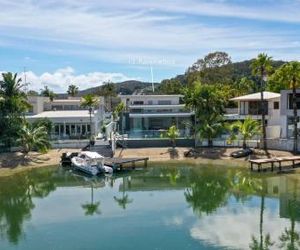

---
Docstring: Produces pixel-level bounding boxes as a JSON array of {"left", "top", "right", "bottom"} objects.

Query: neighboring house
[
  {"left": 26, "top": 96, "right": 105, "bottom": 140},
  {"left": 227, "top": 91, "right": 281, "bottom": 138},
  {"left": 118, "top": 95, "right": 194, "bottom": 138},
  {"left": 279, "top": 89, "right": 300, "bottom": 139}
]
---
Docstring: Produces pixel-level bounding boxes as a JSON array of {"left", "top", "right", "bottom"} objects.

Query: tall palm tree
[
  {"left": 228, "top": 116, "right": 261, "bottom": 149},
  {"left": 17, "top": 122, "right": 51, "bottom": 155},
  {"left": 81, "top": 183, "right": 101, "bottom": 216},
  {"left": 67, "top": 84, "right": 79, "bottom": 97},
  {"left": 81, "top": 94, "right": 99, "bottom": 141},
  {"left": 0, "top": 72, "right": 31, "bottom": 148},
  {"left": 272, "top": 62, "right": 300, "bottom": 153},
  {"left": 101, "top": 82, "right": 116, "bottom": 111},
  {"left": 251, "top": 53, "right": 273, "bottom": 151}
]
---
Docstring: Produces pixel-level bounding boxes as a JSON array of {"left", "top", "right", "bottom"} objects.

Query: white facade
[
  {"left": 26, "top": 96, "right": 105, "bottom": 140},
  {"left": 228, "top": 91, "right": 282, "bottom": 138},
  {"left": 119, "top": 95, "right": 193, "bottom": 138}
]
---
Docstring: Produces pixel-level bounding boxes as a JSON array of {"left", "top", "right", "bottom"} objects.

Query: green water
[{"left": 0, "top": 165, "right": 300, "bottom": 250}]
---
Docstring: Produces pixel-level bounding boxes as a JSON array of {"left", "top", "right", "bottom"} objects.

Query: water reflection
[
  {"left": 114, "top": 176, "right": 133, "bottom": 210},
  {"left": 1, "top": 165, "right": 300, "bottom": 249}
]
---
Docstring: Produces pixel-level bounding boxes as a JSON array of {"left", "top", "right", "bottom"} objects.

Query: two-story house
[
  {"left": 26, "top": 96, "right": 105, "bottom": 140},
  {"left": 118, "top": 95, "right": 194, "bottom": 138},
  {"left": 228, "top": 91, "right": 281, "bottom": 138}
]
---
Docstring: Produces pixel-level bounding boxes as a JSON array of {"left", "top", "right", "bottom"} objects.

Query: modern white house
[
  {"left": 26, "top": 96, "right": 105, "bottom": 140},
  {"left": 228, "top": 91, "right": 282, "bottom": 138},
  {"left": 118, "top": 95, "right": 194, "bottom": 138},
  {"left": 279, "top": 89, "right": 300, "bottom": 139}
]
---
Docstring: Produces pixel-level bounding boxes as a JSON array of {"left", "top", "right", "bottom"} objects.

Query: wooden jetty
[
  {"left": 104, "top": 157, "right": 149, "bottom": 170},
  {"left": 249, "top": 156, "right": 300, "bottom": 172}
]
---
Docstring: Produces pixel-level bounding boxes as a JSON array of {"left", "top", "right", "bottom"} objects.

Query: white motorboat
[{"left": 71, "top": 151, "right": 113, "bottom": 176}]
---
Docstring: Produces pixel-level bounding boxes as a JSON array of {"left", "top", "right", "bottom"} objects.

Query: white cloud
[
  {"left": 11, "top": 67, "right": 136, "bottom": 92},
  {"left": 1, "top": 0, "right": 300, "bottom": 68},
  {"left": 190, "top": 204, "right": 296, "bottom": 250}
]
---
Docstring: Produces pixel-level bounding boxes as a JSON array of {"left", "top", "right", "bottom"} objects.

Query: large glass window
[
  {"left": 287, "top": 117, "right": 300, "bottom": 138},
  {"left": 248, "top": 101, "right": 268, "bottom": 115},
  {"left": 288, "top": 94, "right": 300, "bottom": 109}
]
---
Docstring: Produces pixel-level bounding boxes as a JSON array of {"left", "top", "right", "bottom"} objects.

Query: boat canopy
[{"left": 80, "top": 151, "right": 104, "bottom": 159}]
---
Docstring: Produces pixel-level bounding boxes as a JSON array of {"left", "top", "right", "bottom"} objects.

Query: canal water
[{"left": 0, "top": 164, "right": 300, "bottom": 249}]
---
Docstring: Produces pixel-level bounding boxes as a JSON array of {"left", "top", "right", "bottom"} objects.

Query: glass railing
[{"left": 123, "top": 129, "right": 192, "bottom": 139}]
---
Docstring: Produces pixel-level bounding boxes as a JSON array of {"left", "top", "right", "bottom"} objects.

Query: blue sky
[{"left": 1, "top": 0, "right": 300, "bottom": 92}]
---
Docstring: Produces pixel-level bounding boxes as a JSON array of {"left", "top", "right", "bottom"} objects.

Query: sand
[{"left": 0, "top": 147, "right": 296, "bottom": 176}]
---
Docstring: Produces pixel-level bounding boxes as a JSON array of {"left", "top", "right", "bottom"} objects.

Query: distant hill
[{"left": 57, "top": 80, "right": 159, "bottom": 98}]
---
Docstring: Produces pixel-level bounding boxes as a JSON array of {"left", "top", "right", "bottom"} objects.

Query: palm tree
[
  {"left": 101, "top": 82, "right": 116, "bottom": 111},
  {"left": 0, "top": 72, "right": 31, "bottom": 148},
  {"left": 81, "top": 183, "right": 101, "bottom": 216},
  {"left": 228, "top": 116, "right": 261, "bottom": 149},
  {"left": 272, "top": 62, "right": 300, "bottom": 153},
  {"left": 114, "top": 177, "right": 133, "bottom": 210},
  {"left": 81, "top": 94, "right": 99, "bottom": 142},
  {"left": 67, "top": 84, "right": 79, "bottom": 97},
  {"left": 40, "top": 86, "right": 55, "bottom": 102},
  {"left": 17, "top": 122, "right": 51, "bottom": 155},
  {"left": 251, "top": 53, "right": 273, "bottom": 151},
  {"left": 165, "top": 125, "right": 180, "bottom": 148}
]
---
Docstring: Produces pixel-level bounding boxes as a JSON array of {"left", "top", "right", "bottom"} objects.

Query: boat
[
  {"left": 230, "top": 148, "right": 253, "bottom": 158},
  {"left": 71, "top": 151, "right": 113, "bottom": 176}
]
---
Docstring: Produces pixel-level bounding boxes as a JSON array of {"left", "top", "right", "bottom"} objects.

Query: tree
[
  {"left": 165, "top": 125, "right": 180, "bottom": 148},
  {"left": 40, "top": 86, "right": 55, "bottom": 101},
  {"left": 32, "top": 118, "right": 53, "bottom": 136},
  {"left": 251, "top": 53, "right": 273, "bottom": 151},
  {"left": 187, "top": 51, "right": 232, "bottom": 72},
  {"left": 67, "top": 84, "right": 79, "bottom": 97},
  {"left": 183, "top": 83, "right": 225, "bottom": 147},
  {"left": 81, "top": 94, "right": 99, "bottom": 142},
  {"left": 0, "top": 72, "right": 31, "bottom": 148},
  {"left": 27, "top": 90, "right": 39, "bottom": 96},
  {"left": 101, "top": 82, "right": 116, "bottom": 111},
  {"left": 228, "top": 117, "right": 261, "bottom": 149},
  {"left": 271, "top": 62, "right": 300, "bottom": 153},
  {"left": 17, "top": 122, "right": 51, "bottom": 155},
  {"left": 157, "top": 78, "right": 183, "bottom": 94},
  {"left": 112, "top": 101, "right": 125, "bottom": 121}
]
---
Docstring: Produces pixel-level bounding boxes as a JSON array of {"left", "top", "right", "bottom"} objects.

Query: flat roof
[
  {"left": 119, "top": 94, "right": 183, "bottom": 98},
  {"left": 27, "top": 110, "right": 95, "bottom": 118},
  {"left": 230, "top": 91, "right": 280, "bottom": 101}
]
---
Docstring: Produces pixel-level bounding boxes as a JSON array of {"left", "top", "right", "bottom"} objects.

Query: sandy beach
[{"left": 0, "top": 147, "right": 296, "bottom": 176}]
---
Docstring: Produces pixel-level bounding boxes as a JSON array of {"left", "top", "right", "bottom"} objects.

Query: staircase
[{"left": 82, "top": 140, "right": 114, "bottom": 157}]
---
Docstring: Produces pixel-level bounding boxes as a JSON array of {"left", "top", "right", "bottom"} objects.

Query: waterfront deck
[
  {"left": 104, "top": 157, "right": 149, "bottom": 170},
  {"left": 249, "top": 156, "right": 300, "bottom": 172}
]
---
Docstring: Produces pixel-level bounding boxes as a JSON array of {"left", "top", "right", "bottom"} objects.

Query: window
[
  {"left": 133, "top": 101, "right": 144, "bottom": 105},
  {"left": 288, "top": 94, "right": 300, "bottom": 109},
  {"left": 248, "top": 101, "right": 268, "bottom": 115},
  {"left": 158, "top": 100, "right": 171, "bottom": 105},
  {"left": 273, "top": 102, "right": 279, "bottom": 110}
]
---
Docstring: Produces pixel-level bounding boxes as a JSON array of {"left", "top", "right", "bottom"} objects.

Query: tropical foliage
[
  {"left": 228, "top": 117, "right": 261, "bottom": 149},
  {"left": 0, "top": 72, "right": 31, "bottom": 148},
  {"left": 40, "top": 86, "right": 56, "bottom": 101},
  {"left": 18, "top": 122, "right": 51, "bottom": 155},
  {"left": 165, "top": 125, "right": 180, "bottom": 148},
  {"left": 251, "top": 53, "right": 273, "bottom": 151},
  {"left": 67, "top": 84, "right": 79, "bottom": 97},
  {"left": 81, "top": 94, "right": 99, "bottom": 141},
  {"left": 183, "top": 82, "right": 225, "bottom": 146}
]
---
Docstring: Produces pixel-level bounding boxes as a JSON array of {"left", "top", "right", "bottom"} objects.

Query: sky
[{"left": 1, "top": 0, "right": 300, "bottom": 92}]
